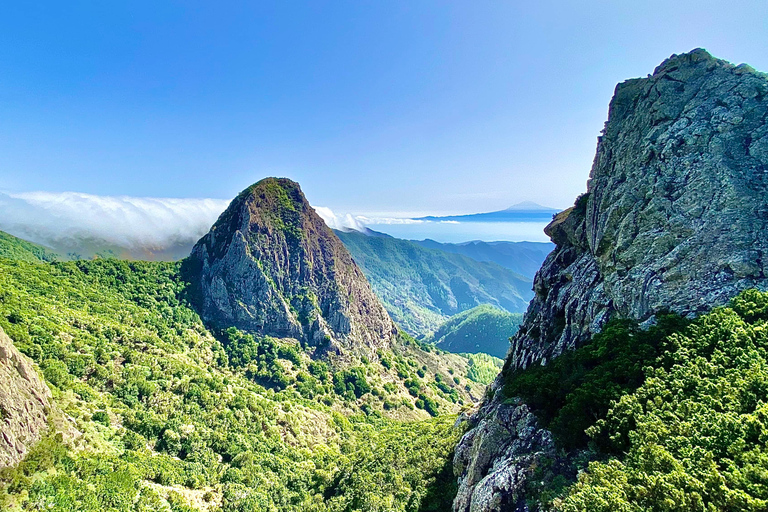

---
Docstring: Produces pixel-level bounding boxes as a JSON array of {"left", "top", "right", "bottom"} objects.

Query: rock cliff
[
  {"left": 186, "top": 178, "right": 397, "bottom": 358},
  {"left": 453, "top": 49, "right": 768, "bottom": 511},
  {"left": 0, "top": 325, "right": 52, "bottom": 468}
]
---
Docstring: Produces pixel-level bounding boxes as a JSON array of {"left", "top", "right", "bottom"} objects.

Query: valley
[{"left": 2, "top": 48, "right": 768, "bottom": 512}]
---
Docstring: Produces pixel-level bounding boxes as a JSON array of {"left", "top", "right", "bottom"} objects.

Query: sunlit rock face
[
  {"left": 0, "top": 325, "right": 52, "bottom": 468},
  {"left": 186, "top": 178, "right": 396, "bottom": 359},
  {"left": 454, "top": 49, "right": 768, "bottom": 512}
]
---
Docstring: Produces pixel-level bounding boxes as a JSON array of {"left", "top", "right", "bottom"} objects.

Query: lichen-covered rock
[
  {"left": 453, "top": 398, "right": 554, "bottom": 512},
  {"left": 455, "top": 49, "right": 768, "bottom": 511},
  {"left": 186, "top": 178, "right": 397, "bottom": 358},
  {"left": 511, "top": 48, "right": 768, "bottom": 370},
  {"left": 0, "top": 325, "right": 52, "bottom": 468}
]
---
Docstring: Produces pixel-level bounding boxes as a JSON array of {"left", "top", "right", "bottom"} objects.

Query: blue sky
[{"left": 1, "top": 1, "right": 767, "bottom": 216}]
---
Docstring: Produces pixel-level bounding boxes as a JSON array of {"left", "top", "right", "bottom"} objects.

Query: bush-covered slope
[
  {"left": 335, "top": 229, "right": 533, "bottom": 337},
  {"left": 493, "top": 289, "right": 768, "bottom": 511},
  {"left": 0, "top": 231, "right": 59, "bottom": 263},
  {"left": 462, "top": 353, "right": 504, "bottom": 386},
  {"left": 424, "top": 305, "right": 522, "bottom": 358},
  {"left": 0, "top": 256, "right": 482, "bottom": 511},
  {"left": 554, "top": 289, "right": 768, "bottom": 511}
]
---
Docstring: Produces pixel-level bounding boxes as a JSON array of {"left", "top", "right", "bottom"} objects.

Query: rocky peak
[
  {"left": 186, "top": 178, "right": 396, "bottom": 358},
  {"left": 510, "top": 48, "right": 768, "bottom": 370},
  {"left": 453, "top": 49, "right": 768, "bottom": 512}
]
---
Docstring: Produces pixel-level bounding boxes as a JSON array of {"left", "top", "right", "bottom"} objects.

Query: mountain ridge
[
  {"left": 335, "top": 228, "right": 534, "bottom": 336},
  {"left": 423, "top": 304, "right": 522, "bottom": 358}
]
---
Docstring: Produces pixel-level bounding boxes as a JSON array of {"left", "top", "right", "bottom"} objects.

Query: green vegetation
[
  {"left": 554, "top": 290, "right": 768, "bottom": 511},
  {"left": 0, "top": 255, "right": 477, "bottom": 511},
  {"left": 425, "top": 305, "right": 522, "bottom": 358},
  {"left": 502, "top": 313, "right": 690, "bottom": 451},
  {"left": 16, "top": 224, "right": 768, "bottom": 511},
  {"left": 500, "top": 289, "right": 768, "bottom": 511},
  {"left": 462, "top": 353, "right": 504, "bottom": 386},
  {"left": 0, "top": 230, "right": 59, "bottom": 263},
  {"left": 335, "top": 229, "right": 532, "bottom": 337}
]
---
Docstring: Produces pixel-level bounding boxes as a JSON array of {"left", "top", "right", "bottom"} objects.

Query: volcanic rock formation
[
  {"left": 186, "top": 178, "right": 397, "bottom": 357},
  {"left": 453, "top": 48, "right": 768, "bottom": 512}
]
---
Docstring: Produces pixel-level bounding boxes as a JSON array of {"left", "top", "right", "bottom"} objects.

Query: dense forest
[
  {"left": 4, "top": 232, "right": 768, "bottom": 511},
  {"left": 0, "top": 252, "right": 479, "bottom": 511}
]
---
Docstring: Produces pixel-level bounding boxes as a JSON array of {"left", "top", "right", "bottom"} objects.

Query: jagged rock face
[
  {"left": 0, "top": 325, "right": 52, "bottom": 468},
  {"left": 454, "top": 49, "right": 768, "bottom": 512},
  {"left": 453, "top": 399, "right": 554, "bottom": 512},
  {"left": 511, "top": 48, "right": 768, "bottom": 370},
  {"left": 187, "top": 178, "right": 396, "bottom": 356}
]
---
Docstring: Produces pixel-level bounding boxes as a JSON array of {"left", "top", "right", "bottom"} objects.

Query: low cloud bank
[
  {"left": 0, "top": 191, "right": 230, "bottom": 259},
  {"left": 313, "top": 206, "right": 368, "bottom": 232},
  {"left": 313, "top": 206, "right": 424, "bottom": 232},
  {"left": 0, "top": 192, "right": 550, "bottom": 259}
]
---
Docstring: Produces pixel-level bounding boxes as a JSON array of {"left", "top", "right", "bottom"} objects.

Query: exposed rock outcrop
[
  {"left": 454, "top": 49, "right": 768, "bottom": 511},
  {"left": 512, "top": 48, "right": 768, "bottom": 370},
  {"left": 0, "top": 325, "right": 52, "bottom": 468},
  {"left": 453, "top": 399, "right": 554, "bottom": 512},
  {"left": 186, "top": 178, "right": 397, "bottom": 357}
]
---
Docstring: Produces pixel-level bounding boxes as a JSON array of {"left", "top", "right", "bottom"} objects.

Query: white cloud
[
  {"left": 356, "top": 216, "right": 424, "bottom": 226},
  {"left": 0, "top": 191, "right": 551, "bottom": 259},
  {"left": 313, "top": 206, "right": 428, "bottom": 233},
  {"left": 0, "top": 191, "right": 230, "bottom": 259},
  {"left": 313, "top": 206, "right": 368, "bottom": 232}
]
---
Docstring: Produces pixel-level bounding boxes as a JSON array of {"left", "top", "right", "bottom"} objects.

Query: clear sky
[{"left": 1, "top": 1, "right": 767, "bottom": 215}]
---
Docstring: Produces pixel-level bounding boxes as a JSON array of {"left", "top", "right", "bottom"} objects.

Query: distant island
[{"left": 415, "top": 201, "right": 560, "bottom": 223}]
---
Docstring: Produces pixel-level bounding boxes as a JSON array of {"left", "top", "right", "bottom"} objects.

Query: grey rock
[
  {"left": 511, "top": 48, "right": 768, "bottom": 370},
  {"left": 187, "top": 178, "right": 397, "bottom": 358},
  {"left": 0, "top": 325, "right": 52, "bottom": 468},
  {"left": 454, "top": 49, "right": 768, "bottom": 511},
  {"left": 453, "top": 397, "right": 554, "bottom": 512}
]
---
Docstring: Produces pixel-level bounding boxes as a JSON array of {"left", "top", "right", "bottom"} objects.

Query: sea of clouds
[
  {"left": 0, "top": 191, "right": 231, "bottom": 259},
  {"left": 0, "top": 191, "right": 549, "bottom": 259}
]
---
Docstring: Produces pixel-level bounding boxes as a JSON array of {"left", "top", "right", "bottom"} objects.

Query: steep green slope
[
  {"left": 0, "top": 230, "right": 59, "bottom": 263},
  {"left": 424, "top": 305, "right": 522, "bottom": 358},
  {"left": 335, "top": 229, "right": 533, "bottom": 337},
  {"left": 0, "top": 257, "right": 481, "bottom": 511},
  {"left": 414, "top": 240, "right": 553, "bottom": 278},
  {"left": 493, "top": 289, "right": 768, "bottom": 511},
  {"left": 556, "top": 289, "right": 768, "bottom": 510}
]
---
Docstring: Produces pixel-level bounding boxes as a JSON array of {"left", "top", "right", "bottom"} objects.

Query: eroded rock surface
[
  {"left": 0, "top": 325, "right": 52, "bottom": 468},
  {"left": 454, "top": 49, "right": 768, "bottom": 511},
  {"left": 453, "top": 398, "right": 554, "bottom": 512},
  {"left": 511, "top": 48, "right": 768, "bottom": 371},
  {"left": 187, "top": 178, "right": 397, "bottom": 358}
]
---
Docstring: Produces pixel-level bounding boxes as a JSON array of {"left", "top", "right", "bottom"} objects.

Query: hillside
[
  {"left": 423, "top": 305, "right": 522, "bottom": 358},
  {"left": 0, "top": 230, "right": 59, "bottom": 263},
  {"left": 454, "top": 49, "right": 768, "bottom": 512},
  {"left": 455, "top": 290, "right": 768, "bottom": 511},
  {"left": 0, "top": 180, "right": 489, "bottom": 512},
  {"left": 335, "top": 229, "right": 533, "bottom": 336},
  {"left": 413, "top": 239, "right": 553, "bottom": 278}
]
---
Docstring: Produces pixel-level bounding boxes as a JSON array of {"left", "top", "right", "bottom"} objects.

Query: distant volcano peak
[{"left": 503, "top": 201, "right": 557, "bottom": 212}]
